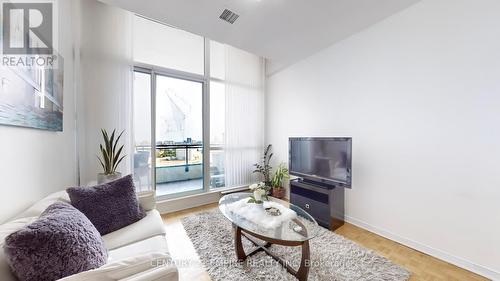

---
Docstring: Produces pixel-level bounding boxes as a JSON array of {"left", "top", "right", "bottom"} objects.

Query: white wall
[
  {"left": 0, "top": 1, "right": 78, "bottom": 223},
  {"left": 266, "top": 0, "right": 500, "bottom": 278},
  {"left": 0, "top": 0, "right": 137, "bottom": 222}
]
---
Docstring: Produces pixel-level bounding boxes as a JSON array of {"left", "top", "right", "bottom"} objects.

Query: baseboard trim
[{"left": 344, "top": 215, "right": 499, "bottom": 280}]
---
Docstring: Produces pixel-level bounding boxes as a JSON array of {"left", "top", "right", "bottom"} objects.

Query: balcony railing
[
  {"left": 134, "top": 144, "right": 225, "bottom": 192},
  {"left": 155, "top": 143, "right": 203, "bottom": 171}
]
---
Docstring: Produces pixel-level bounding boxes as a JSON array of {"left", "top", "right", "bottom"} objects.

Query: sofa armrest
[
  {"left": 58, "top": 252, "right": 178, "bottom": 281},
  {"left": 137, "top": 191, "right": 156, "bottom": 212}
]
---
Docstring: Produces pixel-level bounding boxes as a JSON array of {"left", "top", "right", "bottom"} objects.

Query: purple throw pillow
[
  {"left": 3, "top": 202, "right": 108, "bottom": 281},
  {"left": 66, "top": 174, "right": 146, "bottom": 235}
]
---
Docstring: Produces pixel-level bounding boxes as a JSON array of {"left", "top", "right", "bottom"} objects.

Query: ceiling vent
[{"left": 219, "top": 9, "right": 239, "bottom": 24}]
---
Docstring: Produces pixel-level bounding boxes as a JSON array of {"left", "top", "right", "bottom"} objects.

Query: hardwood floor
[
  {"left": 334, "top": 225, "right": 487, "bottom": 281},
  {"left": 161, "top": 203, "right": 488, "bottom": 281},
  {"left": 162, "top": 204, "right": 213, "bottom": 281}
]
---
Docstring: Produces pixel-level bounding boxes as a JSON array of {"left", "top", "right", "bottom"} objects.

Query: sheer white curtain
[
  {"left": 224, "top": 46, "right": 265, "bottom": 187},
  {"left": 77, "top": 0, "right": 134, "bottom": 186}
]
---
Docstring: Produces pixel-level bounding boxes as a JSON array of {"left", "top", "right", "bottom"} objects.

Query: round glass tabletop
[{"left": 219, "top": 192, "right": 320, "bottom": 242}]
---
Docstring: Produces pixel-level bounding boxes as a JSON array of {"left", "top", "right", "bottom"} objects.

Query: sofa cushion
[
  {"left": 108, "top": 235, "right": 169, "bottom": 262},
  {"left": 58, "top": 252, "right": 177, "bottom": 281},
  {"left": 103, "top": 209, "right": 166, "bottom": 250},
  {"left": 3, "top": 202, "right": 108, "bottom": 281},
  {"left": 67, "top": 175, "right": 146, "bottom": 235}
]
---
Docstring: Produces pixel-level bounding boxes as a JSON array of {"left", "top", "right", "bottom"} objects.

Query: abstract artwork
[{"left": 0, "top": 56, "right": 64, "bottom": 131}]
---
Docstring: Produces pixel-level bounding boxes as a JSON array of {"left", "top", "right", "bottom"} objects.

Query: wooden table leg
[
  {"left": 234, "top": 224, "right": 311, "bottom": 280},
  {"left": 242, "top": 231, "right": 272, "bottom": 248},
  {"left": 296, "top": 240, "right": 310, "bottom": 281},
  {"left": 234, "top": 224, "right": 246, "bottom": 262}
]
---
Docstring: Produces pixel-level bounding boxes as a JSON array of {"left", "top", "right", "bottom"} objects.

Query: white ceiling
[{"left": 99, "top": 0, "right": 421, "bottom": 73}]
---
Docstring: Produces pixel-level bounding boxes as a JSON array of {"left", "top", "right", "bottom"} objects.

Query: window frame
[{"left": 133, "top": 38, "right": 211, "bottom": 200}]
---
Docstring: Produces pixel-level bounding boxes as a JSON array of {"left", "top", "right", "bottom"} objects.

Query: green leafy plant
[
  {"left": 156, "top": 149, "right": 175, "bottom": 158},
  {"left": 97, "top": 129, "right": 126, "bottom": 175},
  {"left": 271, "top": 163, "right": 290, "bottom": 189},
  {"left": 253, "top": 144, "right": 273, "bottom": 187}
]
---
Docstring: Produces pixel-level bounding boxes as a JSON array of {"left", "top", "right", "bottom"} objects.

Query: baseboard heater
[{"left": 220, "top": 186, "right": 250, "bottom": 195}]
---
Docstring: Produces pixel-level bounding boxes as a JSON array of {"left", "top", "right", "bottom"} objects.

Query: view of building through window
[{"left": 155, "top": 75, "right": 204, "bottom": 196}]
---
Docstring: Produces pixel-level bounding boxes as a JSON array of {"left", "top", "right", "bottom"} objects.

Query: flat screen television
[{"left": 289, "top": 137, "right": 352, "bottom": 187}]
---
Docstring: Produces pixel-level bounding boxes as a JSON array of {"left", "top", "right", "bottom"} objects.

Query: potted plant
[
  {"left": 271, "top": 163, "right": 289, "bottom": 199},
  {"left": 97, "top": 129, "right": 126, "bottom": 184},
  {"left": 253, "top": 144, "right": 273, "bottom": 188}
]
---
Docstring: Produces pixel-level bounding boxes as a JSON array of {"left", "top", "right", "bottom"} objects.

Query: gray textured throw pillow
[
  {"left": 66, "top": 174, "right": 146, "bottom": 235},
  {"left": 3, "top": 202, "right": 108, "bottom": 281}
]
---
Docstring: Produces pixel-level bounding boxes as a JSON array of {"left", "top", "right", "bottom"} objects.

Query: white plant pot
[
  {"left": 97, "top": 172, "right": 122, "bottom": 184},
  {"left": 253, "top": 190, "right": 262, "bottom": 202}
]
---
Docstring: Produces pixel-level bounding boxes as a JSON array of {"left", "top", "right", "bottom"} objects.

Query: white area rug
[
  {"left": 181, "top": 210, "right": 410, "bottom": 281},
  {"left": 224, "top": 198, "right": 297, "bottom": 229}
]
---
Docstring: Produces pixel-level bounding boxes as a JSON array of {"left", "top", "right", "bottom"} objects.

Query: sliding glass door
[
  {"left": 133, "top": 68, "right": 206, "bottom": 198},
  {"left": 155, "top": 75, "right": 204, "bottom": 197}
]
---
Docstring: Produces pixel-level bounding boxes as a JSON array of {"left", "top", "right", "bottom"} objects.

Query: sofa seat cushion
[
  {"left": 103, "top": 209, "right": 166, "bottom": 250},
  {"left": 107, "top": 235, "right": 169, "bottom": 263},
  {"left": 3, "top": 202, "right": 108, "bottom": 281},
  {"left": 58, "top": 252, "right": 178, "bottom": 281}
]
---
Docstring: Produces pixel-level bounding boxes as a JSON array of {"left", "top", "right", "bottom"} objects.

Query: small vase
[
  {"left": 97, "top": 172, "right": 122, "bottom": 184},
  {"left": 253, "top": 190, "right": 263, "bottom": 203},
  {"left": 272, "top": 187, "right": 286, "bottom": 199}
]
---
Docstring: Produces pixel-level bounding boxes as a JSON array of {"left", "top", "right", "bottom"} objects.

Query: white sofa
[{"left": 0, "top": 191, "right": 179, "bottom": 281}]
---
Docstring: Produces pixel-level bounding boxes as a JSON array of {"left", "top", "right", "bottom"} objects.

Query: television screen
[{"left": 289, "top": 137, "right": 352, "bottom": 186}]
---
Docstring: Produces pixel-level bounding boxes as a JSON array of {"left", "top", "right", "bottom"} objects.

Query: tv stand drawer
[{"left": 290, "top": 186, "right": 330, "bottom": 226}]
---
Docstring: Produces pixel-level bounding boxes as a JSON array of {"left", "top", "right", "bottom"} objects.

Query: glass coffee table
[{"left": 219, "top": 193, "right": 320, "bottom": 281}]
